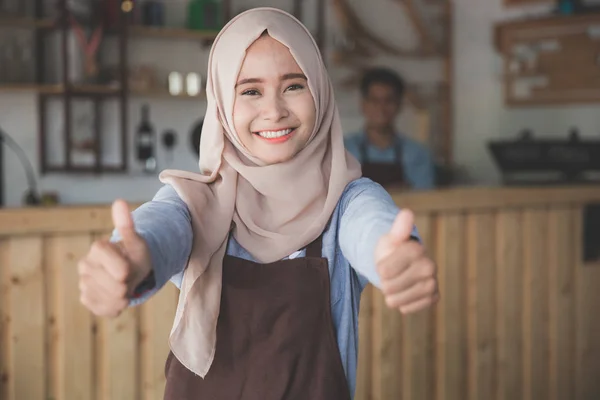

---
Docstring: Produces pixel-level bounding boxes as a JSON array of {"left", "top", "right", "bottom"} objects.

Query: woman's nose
[{"left": 261, "top": 94, "right": 289, "bottom": 121}]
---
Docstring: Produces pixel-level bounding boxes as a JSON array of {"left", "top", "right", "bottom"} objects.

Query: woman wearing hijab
[{"left": 77, "top": 8, "right": 439, "bottom": 399}]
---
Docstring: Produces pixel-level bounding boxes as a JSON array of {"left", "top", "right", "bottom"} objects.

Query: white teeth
[{"left": 257, "top": 128, "right": 293, "bottom": 139}]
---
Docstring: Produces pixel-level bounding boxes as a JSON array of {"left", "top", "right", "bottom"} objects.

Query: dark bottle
[
  {"left": 557, "top": 0, "right": 575, "bottom": 14},
  {"left": 188, "top": 0, "right": 223, "bottom": 31},
  {"left": 135, "top": 104, "right": 157, "bottom": 173}
]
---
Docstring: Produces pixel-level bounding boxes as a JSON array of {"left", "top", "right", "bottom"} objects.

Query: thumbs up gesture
[
  {"left": 375, "top": 209, "right": 439, "bottom": 314},
  {"left": 78, "top": 200, "right": 153, "bottom": 317}
]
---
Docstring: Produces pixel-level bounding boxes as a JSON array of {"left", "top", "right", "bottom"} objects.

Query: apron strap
[
  {"left": 394, "top": 139, "right": 403, "bottom": 165},
  {"left": 359, "top": 138, "right": 369, "bottom": 163},
  {"left": 305, "top": 234, "right": 323, "bottom": 258},
  {"left": 361, "top": 136, "right": 403, "bottom": 165}
]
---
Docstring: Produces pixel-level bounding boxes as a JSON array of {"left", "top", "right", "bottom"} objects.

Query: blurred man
[{"left": 344, "top": 67, "right": 435, "bottom": 190}]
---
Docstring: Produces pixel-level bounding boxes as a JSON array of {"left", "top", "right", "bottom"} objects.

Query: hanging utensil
[
  {"left": 189, "top": 118, "right": 204, "bottom": 158},
  {"left": 161, "top": 129, "right": 178, "bottom": 165}
]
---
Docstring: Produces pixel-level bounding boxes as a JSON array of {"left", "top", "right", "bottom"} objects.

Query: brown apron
[
  {"left": 164, "top": 235, "right": 351, "bottom": 400},
  {"left": 359, "top": 139, "right": 407, "bottom": 189}
]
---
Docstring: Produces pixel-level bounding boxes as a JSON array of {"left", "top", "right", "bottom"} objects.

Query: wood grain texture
[{"left": 2, "top": 187, "right": 600, "bottom": 399}]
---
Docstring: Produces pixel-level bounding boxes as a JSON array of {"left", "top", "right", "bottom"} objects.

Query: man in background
[{"left": 344, "top": 67, "right": 435, "bottom": 190}]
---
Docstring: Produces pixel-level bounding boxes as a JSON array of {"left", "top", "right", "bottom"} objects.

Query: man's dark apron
[{"left": 359, "top": 139, "right": 407, "bottom": 188}]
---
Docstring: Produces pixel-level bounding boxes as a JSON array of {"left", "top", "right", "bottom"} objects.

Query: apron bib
[
  {"left": 164, "top": 235, "right": 351, "bottom": 400},
  {"left": 359, "top": 139, "right": 406, "bottom": 188}
]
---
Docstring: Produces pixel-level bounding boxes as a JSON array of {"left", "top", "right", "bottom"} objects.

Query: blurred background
[
  {"left": 1, "top": 0, "right": 599, "bottom": 206},
  {"left": 2, "top": 1, "right": 600, "bottom": 400}
]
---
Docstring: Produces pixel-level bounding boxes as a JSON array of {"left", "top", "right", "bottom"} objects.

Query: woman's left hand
[{"left": 374, "top": 209, "right": 440, "bottom": 314}]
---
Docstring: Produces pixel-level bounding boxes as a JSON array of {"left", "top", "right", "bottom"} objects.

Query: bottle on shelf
[
  {"left": 187, "top": 0, "right": 223, "bottom": 31},
  {"left": 557, "top": 0, "right": 575, "bottom": 14},
  {"left": 142, "top": 0, "right": 166, "bottom": 27},
  {"left": 135, "top": 104, "right": 157, "bottom": 173}
]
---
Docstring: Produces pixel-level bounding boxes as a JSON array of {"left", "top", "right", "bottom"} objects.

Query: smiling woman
[
  {"left": 74, "top": 7, "right": 440, "bottom": 400},
  {"left": 233, "top": 33, "right": 316, "bottom": 165}
]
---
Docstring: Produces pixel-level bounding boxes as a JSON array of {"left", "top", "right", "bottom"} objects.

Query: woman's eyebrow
[
  {"left": 235, "top": 73, "right": 307, "bottom": 88},
  {"left": 235, "top": 78, "right": 262, "bottom": 87},
  {"left": 281, "top": 73, "right": 307, "bottom": 81}
]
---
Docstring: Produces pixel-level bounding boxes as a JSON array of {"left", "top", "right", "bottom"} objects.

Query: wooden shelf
[
  {"left": 128, "top": 25, "right": 219, "bottom": 42},
  {"left": 0, "top": 84, "right": 50, "bottom": 93},
  {"left": 44, "top": 165, "right": 126, "bottom": 174},
  {"left": 504, "top": 0, "right": 553, "bottom": 6},
  {"left": 0, "top": 84, "right": 121, "bottom": 98},
  {"left": 8, "top": 84, "right": 121, "bottom": 95},
  {"left": 495, "top": 13, "right": 600, "bottom": 51},
  {"left": 0, "top": 16, "right": 218, "bottom": 42},
  {"left": 64, "top": 84, "right": 121, "bottom": 95},
  {"left": 130, "top": 87, "right": 205, "bottom": 99},
  {"left": 0, "top": 16, "right": 54, "bottom": 29},
  {"left": 495, "top": 13, "right": 600, "bottom": 106},
  {"left": 0, "top": 84, "right": 207, "bottom": 100}
]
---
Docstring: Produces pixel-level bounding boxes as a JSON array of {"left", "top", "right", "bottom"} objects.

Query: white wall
[
  {"left": 452, "top": 0, "right": 600, "bottom": 184},
  {"left": 2, "top": 0, "right": 600, "bottom": 207},
  {"left": 0, "top": 0, "right": 429, "bottom": 207}
]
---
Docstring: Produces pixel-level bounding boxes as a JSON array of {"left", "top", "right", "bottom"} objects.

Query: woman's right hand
[{"left": 78, "top": 200, "right": 153, "bottom": 318}]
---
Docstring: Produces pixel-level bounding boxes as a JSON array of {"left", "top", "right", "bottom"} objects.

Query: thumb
[
  {"left": 389, "top": 209, "right": 415, "bottom": 244},
  {"left": 112, "top": 199, "right": 138, "bottom": 245},
  {"left": 374, "top": 209, "right": 416, "bottom": 268}
]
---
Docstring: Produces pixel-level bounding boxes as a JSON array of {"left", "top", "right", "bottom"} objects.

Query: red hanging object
[{"left": 69, "top": 11, "right": 104, "bottom": 79}]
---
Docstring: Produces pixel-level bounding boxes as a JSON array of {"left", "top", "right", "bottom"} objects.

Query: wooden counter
[{"left": 1, "top": 185, "right": 600, "bottom": 400}]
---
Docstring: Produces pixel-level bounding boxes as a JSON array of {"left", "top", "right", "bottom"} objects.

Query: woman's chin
[{"left": 255, "top": 149, "right": 299, "bottom": 165}]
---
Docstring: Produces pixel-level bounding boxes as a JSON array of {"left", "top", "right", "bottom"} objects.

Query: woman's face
[{"left": 233, "top": 34, "right": 316, "bottom": 165}]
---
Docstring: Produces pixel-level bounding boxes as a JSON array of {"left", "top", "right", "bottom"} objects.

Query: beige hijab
[{"left": 159, "top": 7, "right": 361, "bottom": 377}]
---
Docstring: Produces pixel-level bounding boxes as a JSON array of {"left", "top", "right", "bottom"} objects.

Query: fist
[
  {"left": 78, "top": 199, "right": 152, "bottom": 318},
  {"left": 375, "top": 209, "right": 439, "bottom": 314}
]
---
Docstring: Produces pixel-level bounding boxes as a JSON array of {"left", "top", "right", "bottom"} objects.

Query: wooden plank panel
[
  {"left": 101, "top": 307, "right": 139, "bottom": 400},
  {"left": 0, "top": 239, "right": 12, "bottom": 400},
  {"left": 391, "top": 186, "right": 600, "bottom": 213},
  {"left": 403, "top": 213, "right": 435, "bottom": 400},
  {"left": 91, "top": 232, "right": 140, "bottom": 400},
  {"left": 1, "top": 185, "right": 600, "bottom": 236},
  {"left": 467, "top": 213, "right": 497, "bottom": 400},
  {"left": 435, "top": 213, "right": 467, "bottom": 400},
  {"left": 9, "top": 237, "right": 46, "bottom": 400},
  {"left": 3, "top": 186, "right": 600, "bottom": 233},
  {"left": 140, "top": 283, "right": 178, "bottom": 400},
  {"left": 92, "top": 232, "right": 109, "bottom": 400},
  {"left": 0, "top": 207, "right": 115, "bottom": 236},
  {"left": 574, "top": 207, "right": 600, "bottom": 400},
  {"left": 371, "top": 289, "right": 403, "bottom": 400},
  {"left": 95, "top": 316, "right": 106, "bottom": 400},
  {"left": 522, "top": 209, "right": 550, "bottom": 400},
  {"left": 496, "top": 210, "right": 524, "bottom": 400},
  {"left": 355, "top": 284, "right": 374, "bottom": 400},
  {"left": 47, "top": 235, "right": 94, "bottom": 399},
  {"left": 548, "top": 207, "right": 576, "bottom": 400},
  {"left": 45, "top": 236, "right": 60, "bottom": 400},
  {"left": 4, "top": 193, "right": 600, "bottom": 400}
]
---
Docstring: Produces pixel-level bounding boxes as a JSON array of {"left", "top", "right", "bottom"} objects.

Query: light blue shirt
[
  {"left": 124, "top": 177, "right": 419, "bottom": 398},
  {"left": 344, "top": 132, "right": 435, "bottom": 190}
]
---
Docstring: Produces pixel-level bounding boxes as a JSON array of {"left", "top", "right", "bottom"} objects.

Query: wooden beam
[
  {"left": 393, "top": 0, "right": 439, "bottom": 55},
  {"left": 405, "top": 86, "right": 426, "bottom": 110},
  {"left": 293, "top": 0, "right": 303, "bottom": 20},
  {"left": 331, "top": 0, "right": 422, "bottom": 57},
  {"left": 316, "top": 0, "right": 325, "bottom": 53},
  {"left": 442, "top": 0, "right": 454, "bottom": 164},
  {"left": 504, "top": 0, "right": 552, "bottom": 6}
]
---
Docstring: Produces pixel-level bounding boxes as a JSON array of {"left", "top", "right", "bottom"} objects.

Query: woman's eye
[
  {"left": 241, "top": 89, "right": 260, "bottom": 96},
  {"left": 286, "top": 84, "right": 304, "bottom": 91}
]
